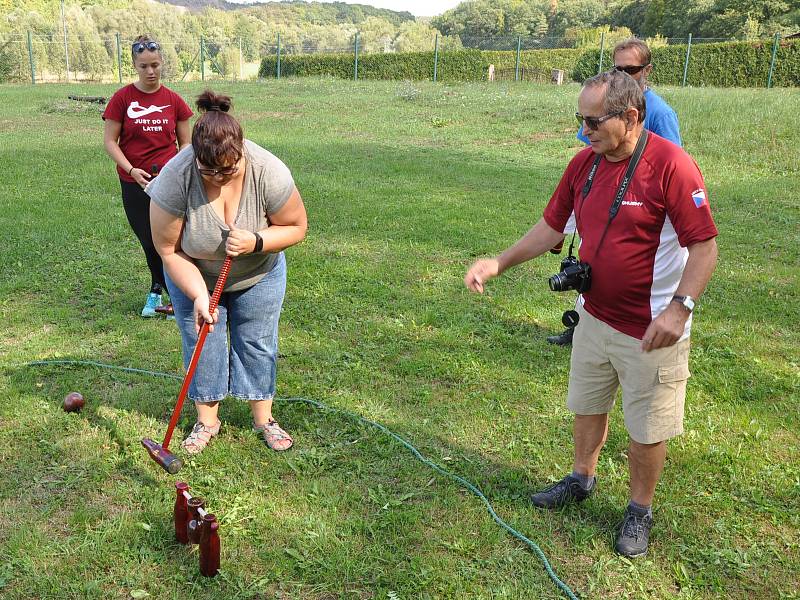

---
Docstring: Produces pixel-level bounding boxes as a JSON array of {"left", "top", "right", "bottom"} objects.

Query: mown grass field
[{"left": 0, "top": 78, "right": 798, "bottom": 599}]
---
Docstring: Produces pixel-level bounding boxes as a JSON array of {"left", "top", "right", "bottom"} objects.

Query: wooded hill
[
  {"left": 162, "top": 0, "right": 414, "bottom": 25},
  {"left": 432, "top": 0, "right": 798, "bottom": 42},
  {"left": 0, "top": 0, "right": 796, "bottom": 82}
]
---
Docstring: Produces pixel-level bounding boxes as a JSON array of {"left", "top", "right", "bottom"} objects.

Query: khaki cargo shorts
[{"left": 567, "top": 301, "right": 691, "bottom": 444}]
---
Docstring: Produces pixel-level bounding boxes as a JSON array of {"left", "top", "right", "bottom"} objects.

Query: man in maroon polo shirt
[{"left": 464, "top": 70, "right": 718, "bottom": 558}]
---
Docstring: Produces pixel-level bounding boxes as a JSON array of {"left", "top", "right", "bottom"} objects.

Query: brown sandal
[
  {"left": 181, "top": 421, "right": 221, "bottom": 455},
  {"left": 254, "top": 419, "right": 293, "bottom": 451}
]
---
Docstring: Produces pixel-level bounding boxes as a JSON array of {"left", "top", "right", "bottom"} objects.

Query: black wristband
[
  {"left": 127, "top": 166, "right": 134, "bottom": 176},
  {"left": 253, "top": 232, "right": 263, "bottom": 253}
]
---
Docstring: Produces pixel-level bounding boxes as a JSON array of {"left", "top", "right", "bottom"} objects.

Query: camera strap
[
  {"left": 582, "top": 130, "right": 649, "bottom": 255},
  {"left": 568, "top": 158, "right": 603, "bottom": 258},
  {"left": 581, "top": 156, "right": 602, "bottom": 199}
]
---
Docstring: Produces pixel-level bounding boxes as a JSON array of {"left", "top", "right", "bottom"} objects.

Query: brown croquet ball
[{"left": 63, "top": 392, "right": 85, "bottom": 413}]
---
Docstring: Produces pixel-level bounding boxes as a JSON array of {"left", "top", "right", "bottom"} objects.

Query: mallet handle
[
  {"left": 182, "top": 489, "right": 210, "bottom": 517},
  {"left": 162, "top": 256, "right": 233, "bottom": 450}
]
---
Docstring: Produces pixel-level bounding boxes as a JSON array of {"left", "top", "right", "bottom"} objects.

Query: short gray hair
[{"left": 582, "top": 70, "right": 646, "bottom": 124}]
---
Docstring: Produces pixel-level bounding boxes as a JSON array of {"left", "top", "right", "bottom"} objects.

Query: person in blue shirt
[
  {"left": 547, "top": 38, "right": 682, "bottom": 347},
  {"left": 576, "top": 39, "right": 681, "bottom": 147}
]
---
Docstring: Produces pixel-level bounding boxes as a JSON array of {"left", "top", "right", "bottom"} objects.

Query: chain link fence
[
  {"left": 0, "top": 33, "right": 260, "bottom": 84},
  {"left": 0, "top": 30, "right": 794, "bottom": 88}
]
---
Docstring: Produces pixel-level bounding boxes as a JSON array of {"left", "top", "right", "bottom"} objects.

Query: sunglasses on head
[
  {"left": 575, "top": 110, "right": 624, "bottom": 130},
  {"left": 614, "top": 64, "right": 649, "bottom": 75},
  {"left": 132, "top": 41, "right": 160, "bottom": 54}
]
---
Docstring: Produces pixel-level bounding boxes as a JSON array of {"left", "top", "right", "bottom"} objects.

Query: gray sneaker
[
  {"left": 530, "top": 474, "right": 595, "bottom": 509},
  {"left": 615, "top": 507, "right": 654, "bottom": 558},
  {"left": 546, "top": 327, "right": 574, "bottom": 346}
]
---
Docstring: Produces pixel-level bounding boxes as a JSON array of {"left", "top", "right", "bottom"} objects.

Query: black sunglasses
[
  {"left": 196, "top": 160, "right": 239, "bottom": 177},
  {"left": 614, "top": 64, "right": 649, "bottom": 75},
  {"left": 575, "top": 110, "right": 624, "bottom": 130},
  {"left": 132, "top": 41, "right": 160, "bottom": 54}
]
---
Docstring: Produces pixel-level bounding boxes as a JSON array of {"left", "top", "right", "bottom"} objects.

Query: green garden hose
[{"left": 18, "top": 359, "right": 580, "bottom": 600}]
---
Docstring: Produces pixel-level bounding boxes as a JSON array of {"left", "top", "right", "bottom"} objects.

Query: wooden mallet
[{"left": 142, "top": 256, "right": 232, "bottom": 474}]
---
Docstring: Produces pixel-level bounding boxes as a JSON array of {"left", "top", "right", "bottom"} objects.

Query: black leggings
[{"left": 120, "top": 180, "right": 166, "bottom": 293}]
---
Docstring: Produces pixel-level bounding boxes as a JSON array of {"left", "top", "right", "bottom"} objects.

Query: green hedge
[
  {"left": 259, "top": 39, "right": 799, "bottom": 87},
  {"left": 484, "top": 48, "right": 586, "bottom": 80},
  {"left": 259, "top": 50, "right": 487, "bottom": 81},
  {"left": 574, "top": 39, "right": 800, "bottom": 87}
]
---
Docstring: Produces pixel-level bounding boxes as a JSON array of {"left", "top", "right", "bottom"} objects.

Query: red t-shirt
[
  {"left": 543, "top": 133, "right": 718, "bottom": 340},
  {"left": 102, "top": 84, "right": 193, "bottom": 182}
]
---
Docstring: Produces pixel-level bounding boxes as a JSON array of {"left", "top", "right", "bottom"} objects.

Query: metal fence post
[
  {"left": 433, "top": 34, "right": 439, "bottom": 82},
  {"left": 597, "top": 31, "right": 605, "bottom": 75},
  {"left": 200, "top": 36, "right": 205, "bottom": 81},
  {"left": 354, "top": 32, "right": 359, "bottom": 81},
  {"left": 27, "top": 31, "right": 36, "bottom": 84},
  {"left": 60, "top": 0, "right": 70, "bottom": 82},
  {"left": 276, "top": 33, "right": 281, "bottom": 79},
  {"left": 767, "top": 32, "right": 780, "bottom": 88},
  {"left": 515, "top": 35, "right": 521, "bottom": 81},
  {"left": 116, "top": 32, "right": 123, "bottom": 84},
  {"left": 682, "top": 33, "right": 692, "bottom": 87}
]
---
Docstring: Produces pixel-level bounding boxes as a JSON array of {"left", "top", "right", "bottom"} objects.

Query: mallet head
[{"left": 141, "top": 438, "right": 184, "bottom": 474}]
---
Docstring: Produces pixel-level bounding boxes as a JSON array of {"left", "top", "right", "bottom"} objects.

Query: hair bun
[{"left": 196, "top": 89, "right": 232, "bottom": 113}]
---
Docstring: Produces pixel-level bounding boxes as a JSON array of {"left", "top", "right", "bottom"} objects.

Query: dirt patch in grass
[{"left": 40, "top": 100, "right": 104, "bottom": 116}]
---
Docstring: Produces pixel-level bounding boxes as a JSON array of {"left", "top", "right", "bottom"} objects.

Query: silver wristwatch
[{"left": 671, "top": 295, "right": 695, "bottom": 313}]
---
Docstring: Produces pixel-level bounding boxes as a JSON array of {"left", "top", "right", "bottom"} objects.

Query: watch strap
[
  {"left": 671, "top": 295, "right": 695, "bottom": 312},
  {"left": 253, "top": 232, "right": 263, "bottom": 253}
]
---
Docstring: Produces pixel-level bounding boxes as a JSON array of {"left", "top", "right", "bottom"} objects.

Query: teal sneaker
[{"left": 141, "top": 292, "right": 162, "bottom": 317}]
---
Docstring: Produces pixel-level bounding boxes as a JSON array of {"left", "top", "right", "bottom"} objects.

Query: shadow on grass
[{"left": 2, "top": 346, "right": 792, "bottom": 598}]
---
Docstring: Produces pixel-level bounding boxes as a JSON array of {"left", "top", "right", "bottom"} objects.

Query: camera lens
[{"left": 548, "top": 274, "right": 565, "bottom": 292}]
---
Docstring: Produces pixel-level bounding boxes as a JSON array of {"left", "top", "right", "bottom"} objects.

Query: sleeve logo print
[{"left": 691, "top": 188, "right": 707, "bottom": 208}]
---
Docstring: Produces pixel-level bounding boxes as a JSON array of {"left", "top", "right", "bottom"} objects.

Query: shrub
[
  {"left": 257, "top": 39, "right": 800, "bottom": 87},
  {"left": 573, "top": 39, "right": 800, "bottom": 87}
]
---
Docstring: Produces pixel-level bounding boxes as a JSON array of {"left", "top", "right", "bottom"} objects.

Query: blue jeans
[{"left": 166, "top": 253, "right": 287, "bottom": 403}]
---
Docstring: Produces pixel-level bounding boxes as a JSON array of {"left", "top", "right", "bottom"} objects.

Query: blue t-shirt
[{"left": 577, "top": 88, "right": 682, "bottom": 147}]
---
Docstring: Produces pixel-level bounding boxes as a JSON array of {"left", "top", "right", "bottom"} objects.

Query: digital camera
[{"left": 548, "top": 255, "right": 592, "bottom": 293}]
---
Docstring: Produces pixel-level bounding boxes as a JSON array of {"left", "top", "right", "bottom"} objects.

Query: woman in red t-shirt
[{"left": 102, "top": 35, "right": 193, "bottom": 318}]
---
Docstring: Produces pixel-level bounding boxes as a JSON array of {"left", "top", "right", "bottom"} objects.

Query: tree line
[
  {"left": 0, "top": 0, "right": 796, "bottom": 82},
  {"left": 0, "top": 0, "right": 462, "bottom": 81},
  {"left": 433, "top": 0, "right": 797, "bottom": 43}
]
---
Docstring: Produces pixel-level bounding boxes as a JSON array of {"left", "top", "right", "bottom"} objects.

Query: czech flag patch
[{"left": 691, "top": 188, "right": 707, "bottom": 208}]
